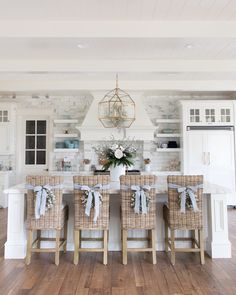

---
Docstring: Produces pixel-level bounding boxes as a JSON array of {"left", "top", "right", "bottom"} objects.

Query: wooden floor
[{"left": 1, "top": 209, "right": 236, "bottom": 295}]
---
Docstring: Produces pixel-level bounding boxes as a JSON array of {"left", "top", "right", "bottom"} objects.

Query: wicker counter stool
[
  {"left": 25, "top": 175, "right": 69, "bottom": 266},
  {"left": 120, "top": 175, "right": 157, "bottom": 265},
  {"left": 73, "top": 175, "right": 110, "bottom": 265},
  {"left": 163, "top": 175, "right": 204, "bottom": 265}
]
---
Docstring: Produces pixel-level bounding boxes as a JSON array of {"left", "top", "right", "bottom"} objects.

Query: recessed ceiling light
[
  {"left": 185, "top": 44, "right": 194, "bottom": 49},
  {"left": 77, "top": 43, "right": 88, "bottom": 49}
]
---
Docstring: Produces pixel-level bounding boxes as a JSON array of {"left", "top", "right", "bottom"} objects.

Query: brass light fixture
[{"left": 98, "top": 75, "right": 135, "bottom": 128}]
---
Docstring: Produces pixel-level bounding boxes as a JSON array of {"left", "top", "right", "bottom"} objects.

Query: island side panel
[{"left": 5, "top": 190, "right": 27, "bottom": 259}]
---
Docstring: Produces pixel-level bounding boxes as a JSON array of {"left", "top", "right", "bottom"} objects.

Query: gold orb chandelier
[{"left": 98, "top": 75, "right": 135, "bottom": 128}]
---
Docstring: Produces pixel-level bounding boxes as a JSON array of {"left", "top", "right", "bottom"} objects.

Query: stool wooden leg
[
  {"left": 63, "top": 219, "right": 68, "bottom": 254},
  {"left": 170, "top": 229, "right": 175, "bottom": 266},
  {"left": 122, "top": 229, "right": 127, "bottom": 265},
  {"left": 164, "top": 220, "right": 169, "bottom": 253},
  {"left": 151, "top": 229, "right": 157, "bottom": 265},
  {"left": 36, "top": 230, "right": 41, "bottom": 249},
  {"left": 199, "top": 229, "right": 205, "bottom": 265},
  {"left": 79, "top": 230, "right": 82, "bottom": 249},
  {"left": 103, "top": 230, "right": 108, "bottom": 265},
  {"left": 55, "top": 230, "right": 60, "bottom": 266},
  {"left": 74, "top": 230, "right": 79, "bottom": 265},
  {"left": 26, "top": 230, "right": 33, "bottom": 265}
]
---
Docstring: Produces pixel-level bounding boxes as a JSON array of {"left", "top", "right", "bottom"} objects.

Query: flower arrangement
[{"left": 94, "top": 139, "right": 137, "bottom": 170}]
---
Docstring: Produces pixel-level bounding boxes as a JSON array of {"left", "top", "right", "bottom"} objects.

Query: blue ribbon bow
[
  {"left": 26, "top": 184, "right": 62, "bottom": 219},
  {"left": 74, "top": 183, "right": 109, "bottom": 223},
  {"left": 131, "top": 185, "right": 151, "bottom": 214},
  {"left": 168, "top": 183, "right": 203, "bottom": 213}
]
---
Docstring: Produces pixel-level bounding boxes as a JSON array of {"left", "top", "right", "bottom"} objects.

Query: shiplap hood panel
[{"left": 79, "top": 96, "right": 155, "bottom": 140}]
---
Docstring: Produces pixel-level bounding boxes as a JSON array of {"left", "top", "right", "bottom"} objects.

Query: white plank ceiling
[
  {"left": 0, "top": 0, "right": 236, "bottom": 93},
  {"left": 0, "top": 0, "right": 236, "bottom": 21}
]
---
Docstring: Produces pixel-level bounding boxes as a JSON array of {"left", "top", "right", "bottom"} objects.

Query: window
[
  {"left": 0, "top": 110, "right": 8, "bottom": 122},
  {"left": 25, "top": 120, "right": 47, "bottom": 165}
]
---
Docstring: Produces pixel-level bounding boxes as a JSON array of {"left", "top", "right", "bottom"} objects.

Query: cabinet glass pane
[
  {"left": 220, "top": 108, "right": 231, "bottom": 122},
  {"left": 189, "top": 109, "right": 200, "bottom": 122},
  {"left": 26, "top": 121, "right": 35, "bottom": 134},
  {"left": 26, "top": 136, "right": 35, "bottom": 149},
  {"left": 37, "top": 121, "right": 46, "bottom": 134},
  {"left": 37, "top": 136, "right": 46, "bottom": 149},
  {"left": 36, "top": 151, "right": 46, "bottom": 164},
  {"left": 25, "top": 151, "right": 35, "bottom": 164}
]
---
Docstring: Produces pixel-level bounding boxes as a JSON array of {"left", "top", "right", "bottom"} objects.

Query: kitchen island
[{"left": 4, "top": 174, "right": 232, "bottom": 259}]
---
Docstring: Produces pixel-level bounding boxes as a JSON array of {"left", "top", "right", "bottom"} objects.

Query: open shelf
[
  {"left": 54, "top": 133, "right": 78, "bottom": 138},
  {"left": 155, "top": 133, "right": 181, "bottom": 138},
  {"left": 156, "top": 148, "right": 181, "bottom": 152},
  {"left": 53, "top": 148, "right": 79, "bottom": 153}
]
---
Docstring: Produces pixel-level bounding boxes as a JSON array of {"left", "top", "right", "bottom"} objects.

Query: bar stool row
[{"left": 25, "top": 174, "right": 205, "bottom": 266}]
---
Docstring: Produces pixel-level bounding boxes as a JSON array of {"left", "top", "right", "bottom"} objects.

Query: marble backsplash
[{"left": 3, "top": 92, "right": 232, "bottom": 173}]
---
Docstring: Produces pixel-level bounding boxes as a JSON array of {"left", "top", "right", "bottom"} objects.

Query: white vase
[
  {"left": 144, "top": 164, "right": 151, "bottom": 172},
  {"left": 110, "top": 165, "right": 126, "bottom": 182},
  {"left": 84, "top": 164, "right": 90, "bottom": 172}
]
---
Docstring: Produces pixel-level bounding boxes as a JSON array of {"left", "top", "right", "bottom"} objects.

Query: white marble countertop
[{"left": 4, "top": 180, "right": 231, "bottom": 195}]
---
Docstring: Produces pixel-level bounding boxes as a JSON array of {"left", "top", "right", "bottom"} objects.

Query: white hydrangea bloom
[
  {"left": 111, "top": 144, "right": 119, "bottom": 151},
  {"left": 114, "top": 148, "right": 124, "bottom": 159}
]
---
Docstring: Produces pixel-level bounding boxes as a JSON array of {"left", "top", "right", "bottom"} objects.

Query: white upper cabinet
[
  {"left": 186, "top": 102, "right": 234, "bottom": 126},
  {"left": 0, "top": 103, "right": 16, "bottom": 155}
]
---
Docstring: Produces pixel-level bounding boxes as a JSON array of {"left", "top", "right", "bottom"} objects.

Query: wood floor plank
[{"left": 1, "top": 208, "right": 236, "bottom": 295}]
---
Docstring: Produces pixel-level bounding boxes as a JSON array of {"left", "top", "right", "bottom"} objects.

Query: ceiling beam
[
  {"left": 0, "top": 59, "right": 236, "bottom": 73},
  {"left": 0, "top": 21, "right": 236, "bottom": 38},
  {"left": 0, "top": 79, "right": 236, "bottom": 92}
]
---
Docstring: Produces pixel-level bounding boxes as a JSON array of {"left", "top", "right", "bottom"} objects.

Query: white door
[
  {"left": 186, "top": 129, "right": 236, "bottom": 205},
  {"left": 206, "top": 131, "right": 235, "bottom": 193},
  {"left": 186, "top": 131, "right": 207, "bottom": 177},
  {"left": 20, "top": 117, "right": 50, "bottom": 177}
]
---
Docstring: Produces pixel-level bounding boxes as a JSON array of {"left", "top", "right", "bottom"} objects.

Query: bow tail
[
  {"left": 134, "top": 191, "right": 141, "bottom": 214},
  {"left": 188, "top": 190, "right": 199, "bottom": 212},
  {"left": 35, "top": 192, "right": 41, "bottom": 219},
  {"left": 141, "top": 191, "right": 148, "bottom": 214},
  {"left": 93, "top": 192, "right": 100, "bottom": 223},
  {"left": 180, "top": 191, "right": 187, "bottom": 213},
  {"left": 85, "top": 191, "right": 93, "bottom": 217},
  {"left": 40, "top": 190, "right": 47, "bottom": 216}
]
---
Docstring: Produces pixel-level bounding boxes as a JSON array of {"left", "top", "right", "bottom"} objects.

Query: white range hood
[{"left": 79, "top": 95, "right": 155, "bottom": 141}]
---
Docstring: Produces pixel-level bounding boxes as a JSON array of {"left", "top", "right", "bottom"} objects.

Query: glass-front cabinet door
[
  {"left": 219, "top": 107, "right": 232, "bottom": 124},
  {"left": 188, "top": 108, "right": 201, "bottom": 124},
  {"left": 204, "top": 108, "right": 216, "bottom": 124}
]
